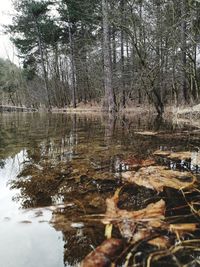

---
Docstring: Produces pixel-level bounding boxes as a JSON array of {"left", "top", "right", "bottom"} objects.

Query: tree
[
  {"left": 9, "top": 0, "right": 58, "bottom": 108},
  {"left": 5, "top": 0, "right": 200, "bottom": 113},
  {"left": 102, "top": 0, "right": 116, "bottom": 112},
  {"left": 58, "top": 0, "right": 100, "bottom": 107},
  {"left": 181, "top": 0, "right": 188, "bottom": 104},
  {"left": 0, "top": 58, "right": 26, "bottom": 106}
]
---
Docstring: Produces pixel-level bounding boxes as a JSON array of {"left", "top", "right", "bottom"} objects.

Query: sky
[{"left": 0, "top": 0, "right": 17, "bottom": 63}]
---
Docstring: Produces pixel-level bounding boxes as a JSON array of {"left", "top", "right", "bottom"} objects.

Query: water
[
  {"left": 0, "top": 112, "right": 200, "bottom": 267},
  {"left": 0, "top": 151, "right": 64, "bottom": 267}
]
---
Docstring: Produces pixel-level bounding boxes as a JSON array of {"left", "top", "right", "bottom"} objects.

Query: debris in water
[
  {"left": 120, "top": 157, "right": 155, "bottom": 171},
  {"left": 102, "top": 190, "right": 166, "bottom": 239},
  {"left": 153, "top": 150, "right": 192, "bottom": 161},
  {"left": 122, "top": 166, "right": 196, "bottom": 192},
  {"left": 81, "top": 238, "right": 124, "bottom": 267}
]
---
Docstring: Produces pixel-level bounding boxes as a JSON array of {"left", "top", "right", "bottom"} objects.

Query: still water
[{"left": 0, "top": 112, "right": 199, "bottom": 267}]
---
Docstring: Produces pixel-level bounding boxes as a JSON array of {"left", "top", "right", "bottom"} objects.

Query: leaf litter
[
  {"left": 14, "top": 144, "right": 200, "bottom": 266},
  {"left": 81, "top": 150, "right": 200, "bottom": 266},
  {"left": 122, "top": 166, "right": 196, "bottom": 192}
]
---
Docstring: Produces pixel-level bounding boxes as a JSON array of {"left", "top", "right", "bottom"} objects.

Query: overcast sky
[{"left": 0, "top": 0, "right": 18, "bottom": 63}]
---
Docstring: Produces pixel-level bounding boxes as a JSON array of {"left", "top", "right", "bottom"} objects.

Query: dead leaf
[
  {"left": 99, "top": 189, "right": 199, "bottom": 265},
  {"left": 153, "top": 150, "right": 192, "bottom": 161},
  {"left": 131, "top": 229, "right": 150, "bottom": 243},
  {"left": 121, "top": 157, "right": 155, "bottom": 170},
  {"left": 153, "top": 150, "right": 171, "bottom": 157},
  {"left": 122, "top": 166, "right": 196, "bottom": 192},
  {"left": 168, "top": 152, "right": 192, "bottom": 161},
  {"left": 148, "top": 236, "right": 170, "bottom": 248},
  {"left": 102, "top": 191, "right": 166, "bottom": 239},
  {"left": 81, "top": 238, "right": 124, "bottom": 267}
]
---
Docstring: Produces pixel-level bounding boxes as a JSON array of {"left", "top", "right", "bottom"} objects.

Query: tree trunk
[
  {"left": 121, "top": 0, "right": 126, "bottom": 108},
  {"left": 154, "top": 0, "right": 164, "bottom": 115},
  {"left": 67, "top": 8, "right": 76, "bottom": 108},
  {"left": 35, "top": 21, "right": 51, "bottom": 109},
  {"left": 181, "top": 0, "right": 188, "bottom": 104},
  {"left": 102, "top": 0, "right": 116, "bottom": 113},
  {"left": 138, "top": 0, "right": 143, "bottom": 104}
]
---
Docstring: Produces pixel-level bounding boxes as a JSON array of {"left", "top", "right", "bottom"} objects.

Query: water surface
[{"left": 0, "top": 112, "right": 200, "bottom": 267}]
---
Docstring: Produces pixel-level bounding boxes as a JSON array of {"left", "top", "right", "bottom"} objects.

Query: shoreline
[{"left": 1, "top": 103, "right": 199, "bottom": 118}]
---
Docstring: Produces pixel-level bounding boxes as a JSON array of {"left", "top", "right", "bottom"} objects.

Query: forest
[
  {"left": 1, "top": 0, "right": 200, "bottom": 114},
  {"left": 1, "top": 1, "right": 200, "bottom": 267}
]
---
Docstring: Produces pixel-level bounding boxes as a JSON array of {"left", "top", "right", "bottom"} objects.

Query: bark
[
  {"left": 181, "top": 0, "right": 188, "bottom": 104},
  {"left": 138, "top": 0, "right": 143, "bottom": 104},
  {"left": 69, "top": 32, "right": 76, "bottom": 108},
  {"left": 74, "top": 31, "right": 89, "bottom": 105},
  {"left": 191, "top": 3, "right": 199, "bottom": 101},
  {"left": 35, "top": 21, "right": 51, "bottom": 109},
  {"left": 102, "top": 0, "right": 116, "bottom": 113},
  {"left": 155, "top": 0, "right": 164, "bottom": 113},
  {"left": 112, "top": 28, "right": 116, "bottom": 68},
  {"left": 67, "top": 7, "right": 76, "bottom": 108},
  {"left": 121, "top": 0, "right": 126, "bottom": 108}
]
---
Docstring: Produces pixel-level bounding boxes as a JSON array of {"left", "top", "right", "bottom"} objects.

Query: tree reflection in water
[{"left": 3, "top": 113, "right": 200, "bottom": 266}]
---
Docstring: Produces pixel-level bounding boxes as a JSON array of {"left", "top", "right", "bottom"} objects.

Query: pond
[{"left": 0, "top": 112, "right": 200, "bottom": 267}]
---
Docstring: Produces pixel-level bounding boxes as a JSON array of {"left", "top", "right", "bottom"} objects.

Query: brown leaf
[
  {"left": 153, "top": 150, "right": 192, "bottom": 161},
  {"left": 148, "top": 236, "right": 170, "bottom": 248},
  {"left": 122, "top": 166, "right": 196, "bottom": 192},
  {"left": 102, "top": 195, "right": 165, "bottom": 224},
  {"left": 81, "top": 238, "right": 124, "bottom": 267},
  {"left": 154, "top": 150, "right": 200, "bottom": 167},
  {"left": 102, "top": 191, "right": 166, "bottom": 239},
  {"left": 168, "top": 152, "right": 192, "bottom": 161},
  {"left": 121, "top": 157, "right": 155, "bottom": 170},
  {"left": 153, "top": 150, "right": 171, "bottom": 157}
]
